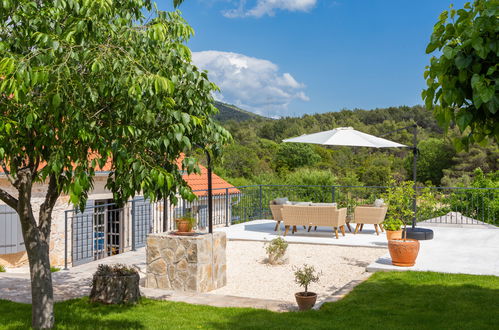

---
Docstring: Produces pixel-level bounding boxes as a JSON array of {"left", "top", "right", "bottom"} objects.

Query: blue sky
[{"left": 157, "top": 0, "right": 466, "bottom": 117}]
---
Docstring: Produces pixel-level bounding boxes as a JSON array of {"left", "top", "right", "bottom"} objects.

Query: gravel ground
[{"left": 211, "top": 241, "right": 386, "bottom": 303}]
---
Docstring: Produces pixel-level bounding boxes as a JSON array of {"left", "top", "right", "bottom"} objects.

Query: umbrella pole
[
  {"left": 380, "top": 124, "right": 433, "bottom": 240},
  {"left": 412, "top": 125, "right": 417, "bottom": 230}
]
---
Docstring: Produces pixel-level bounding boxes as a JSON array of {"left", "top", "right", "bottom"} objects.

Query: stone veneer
[{"left": 146, "top": 232, "right": 226, "bottom": 292}]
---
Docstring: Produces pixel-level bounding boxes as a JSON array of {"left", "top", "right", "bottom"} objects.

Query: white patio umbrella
[
  {"left": 282, "top": 127, "right": 407, "bottom": 148},
  {"left": 282, "top": 126, "right": 434, "bottom": 240}
]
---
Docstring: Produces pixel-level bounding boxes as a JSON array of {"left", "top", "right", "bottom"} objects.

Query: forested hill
[
  {"left": 213, "top": 104, "right": 498, "bottom": 188},
  {"left": 214, "top": 101, "right": 267, "bottom": 122}
]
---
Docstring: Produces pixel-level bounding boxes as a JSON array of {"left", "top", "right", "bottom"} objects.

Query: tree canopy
[
  {"left": 423, "top": 0, "right": 499, "bottom": 149},
  {"left": 0, "top": 1, "right": 229, "bottom": 328}
]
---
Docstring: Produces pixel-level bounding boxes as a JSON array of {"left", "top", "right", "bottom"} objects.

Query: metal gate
[{"left": 68, "top": 198, "right": 154, "bottom": 267}]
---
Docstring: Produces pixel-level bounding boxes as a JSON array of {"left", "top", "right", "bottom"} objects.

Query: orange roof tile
[{"left": 182, "top": 164, "right": 239, "bottom": 197}]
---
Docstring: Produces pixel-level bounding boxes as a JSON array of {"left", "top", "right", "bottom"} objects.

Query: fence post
[
  {"left": 331, "top": 186, "right": 336, "bottom": 203},
  {"left": 64, "top": 211, "right": 68, "bottom": 270},
  {"left": 259, "top": 185, "right": 263, "bottom": 219},
  {"left": 131, "top": 199, "right": 136, "bottom": 251},
  {"left": 225, "top": 188, "right": 229, "bottom": 227}
]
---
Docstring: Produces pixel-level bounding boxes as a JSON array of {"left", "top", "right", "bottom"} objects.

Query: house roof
[{"left": 182, "top": 164, "right": 239, "bottom": 197}]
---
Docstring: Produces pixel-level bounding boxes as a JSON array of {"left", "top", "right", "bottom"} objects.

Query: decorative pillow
[
  {"left": 373, "top": 199, "right": 385, "bottom": 207},
  {"left": 272, "top": 197, "right": 289, "bottom": 205}
]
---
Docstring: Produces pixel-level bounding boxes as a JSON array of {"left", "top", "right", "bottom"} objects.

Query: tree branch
[
  {"left": 38, "top": 173, "right": 62, "bottom": 241},
  {"left": 0, "top": 160, "right": 19, "bottom": 189},
  {"left": 0, "top": 187, "right": 18, "bottom": 209}
]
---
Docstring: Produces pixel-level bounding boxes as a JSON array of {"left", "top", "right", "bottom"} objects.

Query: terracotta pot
[
  {"left": 176, "top": 220, "right": 192, "bottom": 233},
  {"left": 388, "top": 239, "right": 420, "bottom": 267},
  {"left": 386, "top": 230, "right": 403, "bottom": 241},
  {"left": 295, "top": 292, "right": 317, "bottom": 310}
]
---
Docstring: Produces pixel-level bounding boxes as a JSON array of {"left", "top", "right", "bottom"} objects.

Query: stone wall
[{"left": 146, "top": 232, "right": 226, "bottom": 292}]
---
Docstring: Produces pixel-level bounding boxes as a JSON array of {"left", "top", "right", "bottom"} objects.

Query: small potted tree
[
  {"left": 175, "top": 211, "right": 197, "bottom": 234},
  {"left": 294, "top": 264, "right": 321, "bottom": 310},
  {"left": 382, "top": 217, "right": 404, "bottom": 241},
  {"left": 384, "top": 180, "right": 420, "bottom": 266}
]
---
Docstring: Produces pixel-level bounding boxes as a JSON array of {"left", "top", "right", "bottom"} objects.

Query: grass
[
  {"left": 50, "top": 266, "right": 61, "bottom": 273},
  {"left": 0, "top": 271, "right": 498, "bottom": 329}
]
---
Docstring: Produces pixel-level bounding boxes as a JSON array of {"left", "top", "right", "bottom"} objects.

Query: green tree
[
  {"left": 0, "top": 1, "right": 229, "bottom": 328},
  {"left": 406, "top": 138, "right": 455, "bottom": 185},
  {"left": 423, "top": 0, "right": 499, "bottom": 149},
  {"left": 273, "top": 143, "right": 321, "bottom": 172},
  {"left": 219, "top": 144, "right": 258, "bottom": 178}
]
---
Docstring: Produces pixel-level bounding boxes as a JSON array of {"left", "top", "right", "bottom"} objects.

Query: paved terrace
[{"left": 215, "top": 220, "right": 499, "bottom": 276}]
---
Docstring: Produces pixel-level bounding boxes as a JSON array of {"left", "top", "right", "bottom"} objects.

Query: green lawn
[{"left": 1, "top": 271, "right": 498, "bottom": 329}]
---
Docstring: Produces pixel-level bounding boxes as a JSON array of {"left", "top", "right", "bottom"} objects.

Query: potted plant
[
  {"left": 265, "top": 236, "right": 288, "bottom": 265},
  {"left": 175, "top": 212, "right": 197, "bottom": 233},
  {"left": 383, "top": 180, "right": 420, "bottom": 267},
  {"left": 294, "top": 264, "right": 321, "bottom": 310},
  {"left": 90, "top": 264, "right": 140, "bottom": 304},
  {"left": 382, "top": 217, "right": 404, "bottom": 241}
]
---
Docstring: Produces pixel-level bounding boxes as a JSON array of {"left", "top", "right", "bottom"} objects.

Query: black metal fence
[{"left": 57, "top": 184, "right": 497, "bottom": 267}]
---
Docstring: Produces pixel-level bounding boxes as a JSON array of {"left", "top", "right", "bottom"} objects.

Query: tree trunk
[
  {"left": 15, "top": 170, "right": 59, "bottom": 329},
  {"left": 25, "top": 235, "right": 54, "bottom": 329}
]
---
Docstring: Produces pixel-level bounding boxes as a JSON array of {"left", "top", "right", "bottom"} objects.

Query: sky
[{"left": 157, "top": 0, "right": 467, "bottom": 118}]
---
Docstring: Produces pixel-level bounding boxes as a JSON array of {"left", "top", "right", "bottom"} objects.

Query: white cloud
[
  {"left": 192, "top": 50, "right": 309, "bottom": 116},
  {"left": 223, "top": 0, "right": 317, "bottom": 18}
]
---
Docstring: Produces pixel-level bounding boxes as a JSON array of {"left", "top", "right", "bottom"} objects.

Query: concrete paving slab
[{"left": 367, "top": 225, "right": 499, "bottom": 276}]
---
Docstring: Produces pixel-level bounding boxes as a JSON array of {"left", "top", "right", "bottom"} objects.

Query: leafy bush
[
  {"left": 294, "top": 264, "right": 321, "bottom": 294},
  {"left": 445, "top": 169, "right": 499, "bottom": 224},
  {"left": 0, "top": 265, "right": 5, "bottom": 272},
  {"left": 383, "top": 217, "right": 404, "bottom": 231},
  {"left": 382, "top": 180, "right": 415, "bottom": 232},
  {"left": 265, "top": 237, "right": 288, "bottom": 265},
  {"left": 175, "top": 212, "right": 197, "bottom": 230}
]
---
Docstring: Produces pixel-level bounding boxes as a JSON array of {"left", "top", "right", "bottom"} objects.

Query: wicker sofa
[{"left": 280, "top": 205, "right": 347, "bottom": 239}]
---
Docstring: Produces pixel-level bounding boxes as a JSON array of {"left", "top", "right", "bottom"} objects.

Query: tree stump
[{"left": 90, "top": 264, "right": 140, "bottom": 304}]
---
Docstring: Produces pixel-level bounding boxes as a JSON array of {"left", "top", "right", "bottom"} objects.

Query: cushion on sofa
[
  {"left": 310, "top": 202, "right": 337, "bottom": 207},
  {"left": 272, "top": 197, "right": 289, "bottom": 205}
]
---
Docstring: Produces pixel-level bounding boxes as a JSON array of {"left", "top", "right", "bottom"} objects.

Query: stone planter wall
[{"left": 146, "top": 232, "right": 226, "bottom": 292}]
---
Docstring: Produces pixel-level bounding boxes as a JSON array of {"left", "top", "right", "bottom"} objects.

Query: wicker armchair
[
  {"left": 353, "top": 205, "right": 388, "bottom": 235},
  {"left": 270, "top": 204, "right": 284, "bottom": 231},
  {"left": 281, "top": 205, "right": 347, "bottom": 239}
]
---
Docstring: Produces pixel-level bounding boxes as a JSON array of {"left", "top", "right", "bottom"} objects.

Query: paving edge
[
  {"left": 226, "top": 238, "right": 388, "bottom": 249},
  {"left": 141, "top": 287, "right": 293, "bottom": 312},
  {"left": 313, "top": 274, "right": 372, "bottom": 310}
]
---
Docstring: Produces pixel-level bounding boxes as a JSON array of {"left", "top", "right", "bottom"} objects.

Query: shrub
[
  {"left": 294, "top": 264, "right": 321, "bottom": 294},
  {"left": 0, "top": 265, "right": 5, "bottom": 272},
  {"left": 383, "top": 217, "right": 404, "bottom": 231},
  {"left": 265, "top": 237, "right": 288, "bottom": 265}
]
